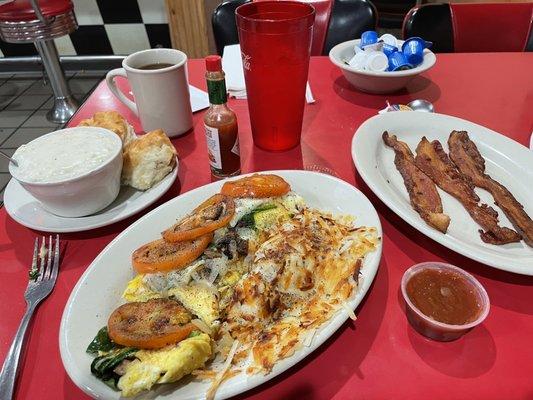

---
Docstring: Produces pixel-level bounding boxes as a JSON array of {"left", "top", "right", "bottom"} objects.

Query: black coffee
[{"left": 138, "top": 63, "right": 175, "bottom": 70}]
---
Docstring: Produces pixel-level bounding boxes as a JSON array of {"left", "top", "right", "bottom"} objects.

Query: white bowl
[
  {"left": 9, "top": 127, "right": 123, "bottom": 218},
  {"left": 329, "top": 39, "right": 437, "bottom": 94}
]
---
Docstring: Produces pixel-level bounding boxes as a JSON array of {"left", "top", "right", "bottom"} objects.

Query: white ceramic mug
[{"left": 106, "top": 48, "right": 193, "bottom": 137}]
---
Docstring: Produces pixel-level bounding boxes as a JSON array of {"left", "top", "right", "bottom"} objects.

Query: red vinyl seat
[
  {"left": 0, "top": 0, "right": 79, "bottom": 123},
  {"left": 0, "top": 0, "right": 72, "bottom": 21},
  {"left": 403, "top": 2, "right": 533, "bottom": 53},
  {"left": 451, "top": 3, "right": 533, "bottom": 53}
]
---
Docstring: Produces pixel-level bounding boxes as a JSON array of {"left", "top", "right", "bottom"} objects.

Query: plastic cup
[
  {"left": 360, "top": 30, "right": 378, "bottom": 48},
  {"left": 236, "top": 1, "right": 315, "bottom": 151},
  {"left": 382, "top": 43, "right": 398, "bottom": 57},
  {"left": 402, "top": 37, "right": 426, "bottom": 66},
  {"left": 379, "top": 33, "right": 398, "bottom": 47},
  {"left": 364, "top": 51, "right": 388, "bottom": 72},
  {"left": 388, "top": 51, "right": 412, "bottom": 71}
]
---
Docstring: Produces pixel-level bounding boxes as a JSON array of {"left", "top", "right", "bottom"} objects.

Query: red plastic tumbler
[{"left": 236, "top": 1, "right": 315, "bottom": 151}]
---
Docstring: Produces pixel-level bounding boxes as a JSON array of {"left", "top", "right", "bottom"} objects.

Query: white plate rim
[
  {"left": 352, "top": 112, "right": 533, "bottom": 275},
  {"left": 59, "top": 170, "right": 383, "bottom": 400},
  {"left": 3, "top": 161, "right": 178, "bottom": 233}
]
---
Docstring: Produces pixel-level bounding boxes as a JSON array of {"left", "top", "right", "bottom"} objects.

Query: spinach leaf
[
  {"left": 237, "top": 212, "right": 254, "bottom": 228},
  {"left": 86, "top": 327, "right": 115, "bottom": 355},
  {"left": 90, "top": 347, "right": 137, "bottom": 390}
]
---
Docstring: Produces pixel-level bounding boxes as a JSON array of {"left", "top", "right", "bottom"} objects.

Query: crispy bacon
[
  {"left": 382, "top": 132, "right": 450, "bottom": 233},
  {"left": 414, "top": 137, "right": 521, "bottom": 245},
  {"left": 448, "top": 130, "right": 533, "bottom": 247}
]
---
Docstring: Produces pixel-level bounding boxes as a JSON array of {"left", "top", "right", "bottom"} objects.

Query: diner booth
[{"left": 0, "top": 1, "right": 532, "bottom": 400}]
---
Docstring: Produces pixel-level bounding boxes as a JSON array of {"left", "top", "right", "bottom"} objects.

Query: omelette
[
  {"left": 86, "top": 174, "right": 379, "bottom": 398},
  {"left": 117, "top": 333, "right": 211, "bottom": 397}
]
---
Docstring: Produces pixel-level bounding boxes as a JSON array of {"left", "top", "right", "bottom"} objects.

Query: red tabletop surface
[{"left": 1, "top": 53, "right": 533, "bottom": 400}]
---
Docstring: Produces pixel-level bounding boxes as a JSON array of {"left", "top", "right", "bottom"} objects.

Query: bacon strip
[
  {"left": 382, "top": 132, "right": 450, "bottom": 233},
  {"left": 414, "top": 136, "right": 521, "bottom": 245},
  {"left": 448, "top": 130, "right": 533, "bottom": 247}
]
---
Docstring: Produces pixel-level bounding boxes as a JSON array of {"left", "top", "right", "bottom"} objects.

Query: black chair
[
  {"left": 212, "top": 0, "right": 377, "bottom": 56},
  {"left": 323, "top": 0, "right": 378, "bottom": 54},
  {"left": 402, "top": 3, "right": 453, "bottom": 53},
  {"left": 212, "top": 0, "right": 248, "bottom": 56},
  {"left": 372, "top": 0, "right": 416, "bottom": 29}
]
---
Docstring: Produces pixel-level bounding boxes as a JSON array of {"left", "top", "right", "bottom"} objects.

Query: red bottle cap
[{"left": 205, "top": 55, "right": 222, "bottom": 72}]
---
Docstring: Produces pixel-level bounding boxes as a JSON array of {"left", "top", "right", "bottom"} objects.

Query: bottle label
[
  {"left": 231, "top": 135, "right": 240, "bottom": 156},
  {"left": 204, "top": 124, "right": 222, "bottom": 170},
  {"left": 207, "top": 79, "right": 227, "bottom": 105}
]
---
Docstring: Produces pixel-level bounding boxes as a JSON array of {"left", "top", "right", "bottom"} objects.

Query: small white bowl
[
  {"left": 329, "top": 39, "right": 437, "bottom": 94},
  {"left": 401, "top": 262, "right": 490, "bottom": 342},
  {"left": 9, "top": 127, "right": 123, "bottom": 218}
]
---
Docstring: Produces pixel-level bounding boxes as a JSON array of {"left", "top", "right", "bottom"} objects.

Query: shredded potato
[
  {"left": 206, "top": 340, "right": 240, "bottom": 400},
  {"left": 220, "top": 207, "right": 378, "bottom": 373}
]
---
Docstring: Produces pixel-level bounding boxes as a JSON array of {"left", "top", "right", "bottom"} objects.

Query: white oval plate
[
  {"left": 59, "top": 170, "right": 382, "bottom": 400},
  {"left": 352, "top": 112, "right": 533, "bottom": 275},
  {"left": 4, "top": 162, "right": 178, "bottom": 233}
]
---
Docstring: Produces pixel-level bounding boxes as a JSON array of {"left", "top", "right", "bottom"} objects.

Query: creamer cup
[
  {"left": 379, "top": 33, "right": 398, "bottom": 47},
  {"left": 364, "top": 51, "right": 388, "bottom": 72},
  {"left": 361, "top": 42, "right": 384, "bottom": 52},
  {"left": 402, "top": 37, "right": 426, "bottom": 66},
  {"left": 347, "top": 51, "right": 368, "bottom": 69},
  {"left": 388, "top": 51, "right": 412, "bottom": 71},
  {"left": 382, "top": 43, "right": 398, "bottom": 57},
  {"left": 360, "top": 30, "right": 378, "bottom": 48}
]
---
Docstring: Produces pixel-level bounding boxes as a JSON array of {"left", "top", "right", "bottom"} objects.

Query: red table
[{"left": 1, "top": 54, "right": 533, "bottom": 400}]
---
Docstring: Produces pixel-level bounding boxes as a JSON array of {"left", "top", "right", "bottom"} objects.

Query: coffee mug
[{"left": 106, "top": 48, "right": 193, "bottom": 137}]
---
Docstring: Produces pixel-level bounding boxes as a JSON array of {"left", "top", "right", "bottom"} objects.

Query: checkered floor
[{"left": 0, "top": 70, "right": 105, "bottom": 203}]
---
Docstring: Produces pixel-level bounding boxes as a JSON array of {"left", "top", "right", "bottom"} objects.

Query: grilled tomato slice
[
  {"left": 108, "top": 298, "right": 195, "bottom": 349},
  {"left": 132, "top": 233, "right": 212, "bottom": 274},
  {"left": 162, "top": 194, "right": 235, "bottom": 242},
  {"left": 220, "top": 174, "right": 290, "bottom": 198}
]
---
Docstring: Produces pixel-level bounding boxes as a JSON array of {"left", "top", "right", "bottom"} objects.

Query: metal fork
[{"left": 0, "top": 235, "right": 60, "bottom": 400}]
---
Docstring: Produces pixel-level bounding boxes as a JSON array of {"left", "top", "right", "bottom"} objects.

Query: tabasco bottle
[{"left": 203, "top": 55, "right": 241, "bottom": 178}]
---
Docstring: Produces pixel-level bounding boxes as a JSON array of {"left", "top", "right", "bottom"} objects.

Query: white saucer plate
[{"left": 4, "top": 162, "right": 178, "bottom": 233}]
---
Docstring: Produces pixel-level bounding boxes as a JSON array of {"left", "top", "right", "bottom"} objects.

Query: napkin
[
  {"left": 222, "top": 44, "right": 315, "bottom": 104},
  {"left": 189, "top": 85, "right": 209, "bottom": 112}
]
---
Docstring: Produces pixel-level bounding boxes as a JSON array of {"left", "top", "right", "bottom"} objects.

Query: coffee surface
[{"left": 138, "top": 63, "right": 175, "bottom": 70}]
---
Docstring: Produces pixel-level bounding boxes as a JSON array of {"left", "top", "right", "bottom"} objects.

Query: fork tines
[{"left": 30, "top": 235, "right": 59, "bottom": 282}]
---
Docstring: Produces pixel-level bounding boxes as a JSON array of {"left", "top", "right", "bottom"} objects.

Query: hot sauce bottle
[{"left": 203, "top": 55, "right": 241, "bottom": 178}]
